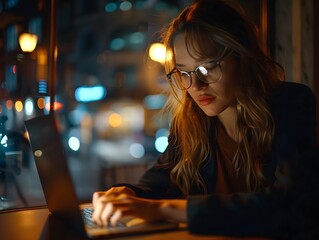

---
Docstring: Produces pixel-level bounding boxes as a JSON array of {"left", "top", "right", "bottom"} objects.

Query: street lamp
[{"left": 18, "top": 33, "right": 38, "bottom": 52}]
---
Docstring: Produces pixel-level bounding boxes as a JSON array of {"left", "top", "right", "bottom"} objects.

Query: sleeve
[
  {"left": 187, "top": 189, "right": 287, "bottom": 237},
  {"left": 187, "top": 82, "right": 318, "bottom": 237},
  {"left": 113, "top": 133, "right": 184, "bottom": 199}
]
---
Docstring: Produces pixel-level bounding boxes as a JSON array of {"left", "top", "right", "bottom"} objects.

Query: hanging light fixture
[
  {"left": 149, "top": 43, "right": 172, "bottom": 64},
  {"left": 18, "top": 33, "right": 38, "bottom": 52}
]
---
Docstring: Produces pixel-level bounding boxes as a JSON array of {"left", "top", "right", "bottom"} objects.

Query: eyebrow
[
  {"left": 174, "top": 61, "right": 203, "bottom": 69},
  {"left": 174, "top": 63, "right": 186, "bottom": 68},
  {"left": 174, "top": 59, "right": 216, "bottom": 69}
]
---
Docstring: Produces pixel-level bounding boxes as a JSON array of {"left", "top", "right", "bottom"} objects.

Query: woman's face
[{"left": 173, "top": 34, "right": 238, "bottom": 117}]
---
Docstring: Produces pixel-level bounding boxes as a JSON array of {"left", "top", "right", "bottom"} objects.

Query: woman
[{"left": 92, "top": 0, "right": 317, "bottom": 237}]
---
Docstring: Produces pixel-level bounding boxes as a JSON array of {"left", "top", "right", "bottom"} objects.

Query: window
[{"left": 0, "top": 0, "right": 186, "bottom": 211}]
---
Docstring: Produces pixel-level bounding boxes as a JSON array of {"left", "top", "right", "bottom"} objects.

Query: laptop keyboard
[{"left": 81, "top": 208, "right": 126, "bottom": 229}]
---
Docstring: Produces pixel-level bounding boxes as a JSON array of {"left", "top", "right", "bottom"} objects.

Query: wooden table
[{"left": 0, "top": 206, "right": 270, "bottom": 240}]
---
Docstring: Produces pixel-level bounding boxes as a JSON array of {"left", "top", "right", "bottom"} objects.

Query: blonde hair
[{"left": 161, "top": 0, "right": 283, "bottom": 194}]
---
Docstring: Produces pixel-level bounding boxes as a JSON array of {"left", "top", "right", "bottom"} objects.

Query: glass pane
[{"left": 0, "top": 0, "right": 186, "bottom": 211}]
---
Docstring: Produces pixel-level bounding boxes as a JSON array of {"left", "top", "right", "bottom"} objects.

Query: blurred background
[{"left": 0, "top": 0, "right": 318, "bottom": 210}]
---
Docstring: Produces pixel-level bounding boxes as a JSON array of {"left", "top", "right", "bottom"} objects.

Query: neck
[{"left": 217, "top": 106, "right": 240, "bottom": 142}]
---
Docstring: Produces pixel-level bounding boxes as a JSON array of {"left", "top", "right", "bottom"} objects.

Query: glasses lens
[
  {"left": 196, "top": 66, "right": 209, "bottom": 82},
  {"left": 167, "top": 60, "right": 222, "bottom": 90},
  {"left": 179, "top": 71, "right": 191, "bottom": 89},
  {"left": 168, "top": 71, "right": 189, "bottom": 90},
  {"left": 195, "top": 62, "right": 221, "bottom": 83}
]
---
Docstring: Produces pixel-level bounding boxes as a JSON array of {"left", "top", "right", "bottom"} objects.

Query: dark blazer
[{"left": 119, "top": 82, "right": 317, "bottom": 237}]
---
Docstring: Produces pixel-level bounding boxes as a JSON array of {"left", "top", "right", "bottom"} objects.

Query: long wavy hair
[{"left": 161, "top": 0, "right": 284, "bottom": 194}]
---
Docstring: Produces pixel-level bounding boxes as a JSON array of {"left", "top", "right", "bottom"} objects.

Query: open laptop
[{"left": 24, "top": 114, "right": 178, "bottom": 239}]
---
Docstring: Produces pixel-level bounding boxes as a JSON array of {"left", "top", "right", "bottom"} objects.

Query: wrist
[{"left": 159, "top": 202, "right": 187, "bottom": 223}]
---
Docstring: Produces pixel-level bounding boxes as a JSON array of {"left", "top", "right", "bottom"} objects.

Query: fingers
[
  {"left": 100, "top": 203, "right": 115, "bottom": 227},
  {"left": 91, "top": 187, "right": 163, "bottom": 227},
  {"left": 92, "top": 202, "right": 133, "bottom": 227},
  {"left": 92, "top": 201, "right": 109, "bottom": 226},
  {"left": 91, "top": 192, "right": 134, "bottom": 227},
  {"left": 109, "top": 209, "right": 124, "bottom": 227},
  {"left": 92, "top": 191, "right": 105, "bottom": 207}
]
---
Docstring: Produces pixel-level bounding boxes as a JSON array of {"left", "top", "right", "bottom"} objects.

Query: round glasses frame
[{"left": 166, "top": 59, "right": 223, "bottom": 90}]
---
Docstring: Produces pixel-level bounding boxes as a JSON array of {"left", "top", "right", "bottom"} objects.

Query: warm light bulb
[
  {"left": 149, "top": 43, "right": 171, "bottom": 64},
  {"left": 19, "top": 33, "right": 38, "bottom": 52}
]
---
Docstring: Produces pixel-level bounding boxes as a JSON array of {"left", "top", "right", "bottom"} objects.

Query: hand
[
  {"left": 93, "top": 186, "right": 137, "bottom": 203},
  {"left": 92, "top": 186, "right": 166, "bottom": 226},
  {"left": 92, "top": 187, "right": 187, "bottom": 227}
]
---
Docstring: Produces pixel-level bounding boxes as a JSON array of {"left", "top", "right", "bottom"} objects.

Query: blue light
[
  {"left": 110, "top": 38, "right": 125, "bottom": 50},
  {"left": 25, "top": 98, "right": 34, "bottom": 116},
  {"left": 68, "top": 136, "right": 80, "bottom": 151},
  {"left": 129, "top": 143, "right": 145, "bottom": 158},
  {"left": 74, "top": 85, "right": 106, "bottom": 102},
  {"left": 38, "top": 80, "right": 47, "bottom": 94},
  {"left": 0, "top": 134, "right": 8, "bottom": 148},
  {"left": 156, "top": 128, "right": 169, "bottom": 138},
  {"left": 155, "top": 136, "right": 168, "bottom": 153},
  {"left": 105, "top": 2, "right": 117, "bottom": 12},
  {"left": 143, "top": 94, "right": 166, "bottom": 110},
  {"left": 129, "top": 32, "right": 145, "bottom": 45},
  {"left": 7, "top": 0, "right": 19, "bottom": 9},
  {"left": 120, "top": 1, "right": 132, "bottom": 11}
]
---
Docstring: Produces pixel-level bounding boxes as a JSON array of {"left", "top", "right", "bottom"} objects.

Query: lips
[{"left": 197, "top": 95, "right": 216, "bottom": 106}]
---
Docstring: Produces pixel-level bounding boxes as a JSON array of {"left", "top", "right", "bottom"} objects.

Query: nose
[{"left": 190, "top": 72, "right": 208, "bottom": 90}]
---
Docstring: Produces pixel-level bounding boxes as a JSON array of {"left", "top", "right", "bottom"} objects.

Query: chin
[{"left": 202, "top": 110, "right": 219, "bottom": 117}]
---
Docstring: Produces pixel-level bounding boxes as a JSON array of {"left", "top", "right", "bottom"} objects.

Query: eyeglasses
[{"left": 166, "top": 59, "right": 223, "bottom": 90}]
